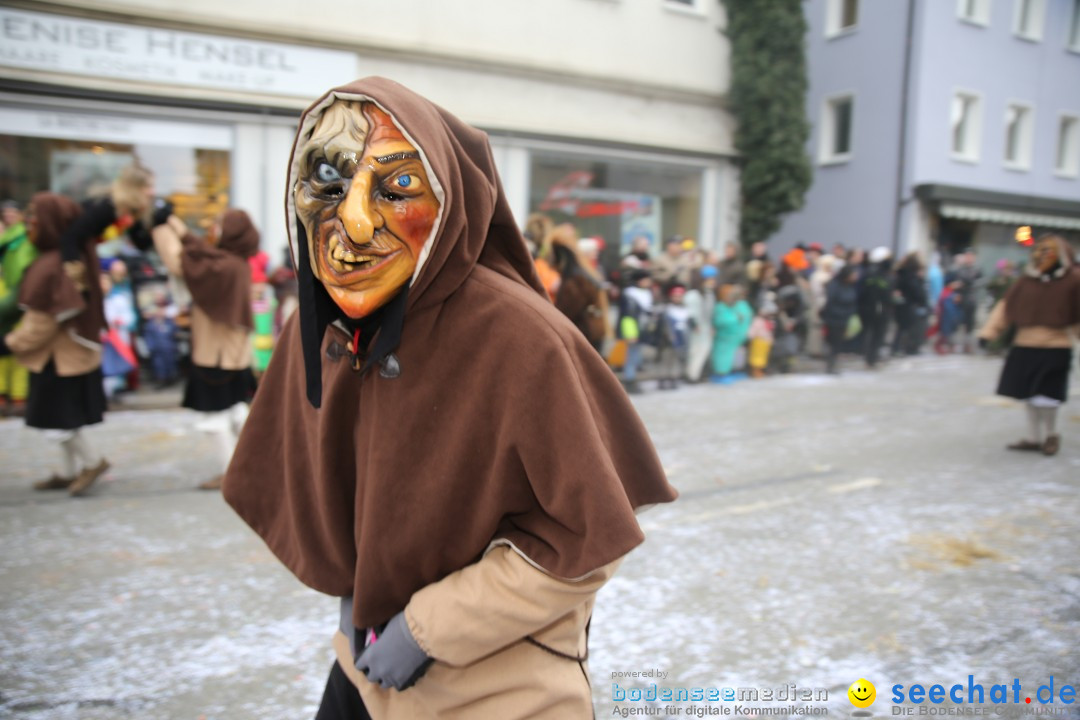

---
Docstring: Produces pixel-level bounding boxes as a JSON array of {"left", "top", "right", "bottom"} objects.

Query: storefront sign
[
  {"left": 0, "top": 8, "right": 357, "bottom": 98},
  {"left": 0, "top": 106, "right": 233, "bottom": 149}
]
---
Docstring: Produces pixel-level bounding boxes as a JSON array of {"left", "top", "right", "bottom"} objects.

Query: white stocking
[
  {"left": 58, "top": 435, "right": 78, "bottom": 479},
  {"left": 1026, "top": 404, "right": 1041, "bottom": 443},
  {"left": 1039, "top": 407, "right": 1059, "bottom": 438},
  {"left": 67, "top": 429, "right": 101, "bottom": 469}
]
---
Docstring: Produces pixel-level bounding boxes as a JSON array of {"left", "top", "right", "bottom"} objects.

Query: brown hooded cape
[
  {"left": 18, "top": 192, "right": 105, "bottom": 346},
  {"left": 224, "top": 77, "right": 677, "bottom": 629},
  {"left": 180, "top": 209, "right": 257, "bottom": 330},
  {"left": 1005, "top": 236, "right": 1080, "bottom": 329}
]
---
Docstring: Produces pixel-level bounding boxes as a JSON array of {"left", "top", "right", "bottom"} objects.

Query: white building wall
[
  {"left": 1, "top": 1, "right": 737, "bottom": 261},
  {"left": 32, "top": 0, "right": 733, "bottom": 155},
  {"left": 47, "top": 0, "right": 728, "bottom": 97}
]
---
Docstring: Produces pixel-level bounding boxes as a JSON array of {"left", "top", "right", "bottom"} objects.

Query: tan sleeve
[
  {"left": 978, "top": 299, "right": 1008, "bottom": 341},
  {"left": 404, "top": 544, "right": 621, "bottom": 668},
  {"left": 5, "top": 309, "right": 59, "bottom": 355},
  {"left": 151, "top": 217, "right": 187, "bottom": 277}
]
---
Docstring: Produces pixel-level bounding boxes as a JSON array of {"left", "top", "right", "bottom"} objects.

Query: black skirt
[
  {"left": 26, "top": 362, "right": 106, "bottom": 431},
  {"left": 996, "top": 347, "right": 1073, "bottom": 402},
  {"left": 182, "top": 365, "right": 255, "bottom": 412}
]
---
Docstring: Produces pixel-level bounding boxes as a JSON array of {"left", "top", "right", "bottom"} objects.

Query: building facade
[
  {"left": 0, "top": 0, "right": 739, "bottom": 270},
  {"left": 773, "top": 0, "right": 1080, "bottom": 269}
]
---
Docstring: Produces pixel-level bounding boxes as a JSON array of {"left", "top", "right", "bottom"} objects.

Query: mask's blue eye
[
  {"left": 315, "top": 162, "right": 341, "bottom": 183},
  {"left": 395, "top": 175, "right": 414, "bottom": 189}
]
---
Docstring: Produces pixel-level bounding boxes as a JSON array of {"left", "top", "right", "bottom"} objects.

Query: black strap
[
  {"left": 523, "top": 616, "right": 591, "bottom": 663},
  {"left": 295, "top": 216, "right": 409, "bottom": 407}
]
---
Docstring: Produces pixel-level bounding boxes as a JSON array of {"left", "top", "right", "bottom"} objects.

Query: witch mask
[{"left": 293, "top": 100, "right": 442, "bottom": 319}]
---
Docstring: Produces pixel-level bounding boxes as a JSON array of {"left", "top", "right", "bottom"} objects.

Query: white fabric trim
[
  {"left": 67, "top": 327, "right": 101, "bottom": 351},
  {"left": 1029, "top": 394, "right": 1062, "bottom": 408},
  {"left": 483, "top": 539, "right": 602, "bottom": 583}
]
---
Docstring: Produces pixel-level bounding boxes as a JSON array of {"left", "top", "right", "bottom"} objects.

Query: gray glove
[{"left": 355, "top": 610, "right": 433, "bottom": 691}]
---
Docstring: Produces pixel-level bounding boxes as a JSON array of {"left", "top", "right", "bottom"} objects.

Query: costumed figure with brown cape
[
  {"left": 220, "top": 78, "right": 678, "bottom": 720},
  {"left": 549, "top": 221, "right": 611, "bottom": 354},
  {"left": 979, "top": 234, "right": 1080, "bottom": 457},
  {"left": 1, "top": 193, "right": 110, "bottom": 496},
  {"left": 151, "top": 209, "right": 259, "bottom": 490}
]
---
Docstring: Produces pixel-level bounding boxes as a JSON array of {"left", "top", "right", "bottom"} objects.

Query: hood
[
  {"left": 285, "top": 77, "right": 544, "bottom": 406},
  {"left": 29, "top": 192, "right": 81, "bottom": 252},
  {"left": 219, "top": 209, "right": 260, "bottom": 259}
]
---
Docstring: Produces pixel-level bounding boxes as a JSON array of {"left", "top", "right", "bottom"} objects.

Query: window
[
  {"left": 819, "top": 94, "right": 855, "bottom": 164},
  {"left": 1069, "top": 0, "right": 1080, "bottom": 50},
  {"left": 957, "top": 0, "right": 991, "bottom": 26},
  {"left": 1013, "top": 0, "right": 1046, "bottom": 41},
  {"left": 1003, "top": 102, "right": 1034, "bottom": 170},
  {"left": 528, "top": 151, "right": 703, "bottom": 268},
  {"left": 1057, "top": 114, "right": 1080, "bottom": 177},
  {"left": 951, "top": 91, "right": 983, "bottom": 162},
  {"left": 664, "top": 0, "right": 703, "bottom": 13},
  {"left": 825, "top": 0, "right": 859, "bottom": 36}
]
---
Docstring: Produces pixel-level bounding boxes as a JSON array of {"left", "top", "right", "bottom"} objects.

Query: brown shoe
[
  {"left": 198, "top": 474, "right": 224, "bottom": 491},
  {"left": 69, "top": 459, "right": 110, "bottom": 497},
  {"left": 1007, "top": 439, "right": 1042, "bottom": 452},
  {"left": 1042, "top": 434, "right": 1061, "bottom": 456},
  {"left": 33, "top": 475, "right": 75, "bottom": 491}
]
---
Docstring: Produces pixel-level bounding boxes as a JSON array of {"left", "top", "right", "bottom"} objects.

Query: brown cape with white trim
[
  {"left": 223, "top": 77, "right": 677, "bottom": 629},
  {"left": 18, "top": 192, "right": 105, "bottom": 347}
]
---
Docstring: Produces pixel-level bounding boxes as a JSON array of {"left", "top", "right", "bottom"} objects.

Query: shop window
[
  {"left": 1056, "top": 114, "right": 1080, "bottom": 177},
  {"left": 819, "top": 94, "right": 854, "bottom": 164},
  {"left": 527, "top": 151, "right": 703, "bottom": 275},
  {"left": 0, "top": 135, "right": 230, "bottom": 232},
  {"left": 1003, "top": 102, "right": 1034, "bottom": 170},
  {"left": 1069, "top": 0, "right": 1080, "bottom": 50},
  {"left": 957, "top": 0, "right": 991, "bottom": 26},
  {"left": 825, "top": 0, "right": 859, "bottom": 37},
  {"left": 1013, "top": 0, "right": 1045, "bottom": 41},
  {"left": 951, "top": 91, "right": 982, "bottom": 163}
]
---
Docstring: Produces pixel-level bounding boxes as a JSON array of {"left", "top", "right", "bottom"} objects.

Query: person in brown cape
[
  {"left": 979, "top": 233, "right": 1080, "bottom": 456},
  {"left": 221, "top": 77, "right": 677, "bottom": 720},
  {"left": 1, "top": 193, "right": 110, "bottom": 496},
  {"left": 549, "top": 222, "right": 611, "bottom": 354},
  {"left": 151, "top": 209, "right": 259, "bottom": 490}
]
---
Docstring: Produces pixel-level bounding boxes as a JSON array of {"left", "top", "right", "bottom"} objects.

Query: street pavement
[{"left": 1, "top": 353, "right": 1078, "bottom": 719}]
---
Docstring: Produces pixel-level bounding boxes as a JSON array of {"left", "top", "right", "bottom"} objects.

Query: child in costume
[
  {"left": 656, "top": 283, "right": 692, "bottom": 389},
  {"left": 935, "top": 281, "right": 964, "bottom": 355},
  {"left": 617, "top": 269, "right": 656, "bottom": 394},
  {"left": 684, "top": 264, "right": 716, "bottom": 382},
  {"left": 979, "top": 234, "right": 1080, "bottom": 456},
  {"left": 711, "top": 284, "right": 752, "bottom": 384},
  {"left": 142, "top": 290, "right": 179, "bottom": 387},
  {"left": 0, "top": 200, "right": 37, "bottom": 416},
  {"left": 747, "top": 298, "right": 776, "bottom": 379}
]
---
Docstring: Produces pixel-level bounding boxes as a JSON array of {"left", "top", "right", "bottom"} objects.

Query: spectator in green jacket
[{"left": 0, "top": 200, "right": 39, "bottom": 416}]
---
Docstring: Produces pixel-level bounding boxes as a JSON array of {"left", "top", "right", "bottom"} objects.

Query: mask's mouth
[{"left": 325, "top": 232, "right": 398, "bottom": 276}]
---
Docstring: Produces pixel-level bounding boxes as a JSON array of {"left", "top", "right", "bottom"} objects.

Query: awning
[{"left": 940, "top": 202, "right": 1080, "bottom": 231}]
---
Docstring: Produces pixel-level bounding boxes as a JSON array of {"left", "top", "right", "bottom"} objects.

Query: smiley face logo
[{"left": 848, "top": 679, "right": 876, "bottom": 708}]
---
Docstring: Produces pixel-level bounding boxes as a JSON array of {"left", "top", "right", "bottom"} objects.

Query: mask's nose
[{"left": 337, "top": 171, "right": 385, "bottom": 245}]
